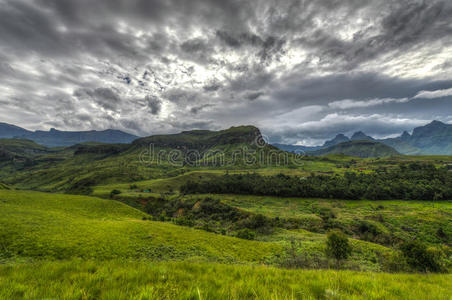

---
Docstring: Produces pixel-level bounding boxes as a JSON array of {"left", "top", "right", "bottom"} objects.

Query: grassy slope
[
  {"left": 1, "top": 260, "right": 451, "bottom": 300},
  {"left": 0, "top": 189, "right": 398, "bottom": 272},
  {"left": 0, "top": 183, "right": 10, "bottom": 190},
  {"left": 0, "top": 190, "right": 279, "bottom": 263}
]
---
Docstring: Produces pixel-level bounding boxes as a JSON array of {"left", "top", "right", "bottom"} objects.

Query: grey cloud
[
  {"left": 203, "top": 81, "right": 222, "bottom": 92},
  {"left": 265, "top": 113, "right": 431, "bottom": 145},
  {"left": 74, "top": 88, "right": 121, "bottom": 111},
  {"left": 190, "top": 104, "right": 214, "bottom": 114},
  {"left": 145, "top": 96, "right": 162, "bottom": 115},
  {"left": 245, "top": 91, "right": 264, "bottom": 101},
  {"left": 0, "top": 0, "right": 451, "bottom": 143}
]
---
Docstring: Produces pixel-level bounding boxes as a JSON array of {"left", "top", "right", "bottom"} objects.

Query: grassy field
[
  {"left": 0, "top": 190, "right": 398, "bottom": 272},
  {"left": 200, "top": 194, "right": 452, "bottom": 245},
  {"left": 2, "top": 143, "right": 452, "bottom": 298},
  {"left": 0, "top": 190, "right": 280, "bottom": 263},
  {"left": 1, "top": 260, "right": 451, "bottom": 299}
]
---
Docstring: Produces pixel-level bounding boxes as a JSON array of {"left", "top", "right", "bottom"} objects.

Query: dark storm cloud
[
  {"left": 245, "top": 91, "right": 265, "bottom": 101},
  {"left": 74, "top": 88, "right": 121, "bottom": 111},
  {"left": 145, "top": 96, "right": 162, "bottom": 115},
  {"left": 295, "top": 0, "right": 452, "bottom": 70},
  {"left": 190, "top": 104, "right": 214, "bottom": 114},
  {"left": 203, "top": 81, "right": 222, "bottom": 92},
  {"left": 271, "top": 72, "right": 452, "bottom": 107},
  {"left": 0, "top": 0, "right": 451, "bottom": 142}
]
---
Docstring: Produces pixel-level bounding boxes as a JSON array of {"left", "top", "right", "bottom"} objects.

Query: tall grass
[{"left": 1, "top": 260, "right": 451, "bottom": 299}]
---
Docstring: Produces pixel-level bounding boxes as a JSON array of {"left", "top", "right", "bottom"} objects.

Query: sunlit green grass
[
  {"left": 0, "top": 190, "right": 398, "bottom": 272},
  {"left": 1, "top": 260, "right": 451, "bottom": 300},
  {"left": 0, "top": 190, "right": 280, "bottom": 263}
]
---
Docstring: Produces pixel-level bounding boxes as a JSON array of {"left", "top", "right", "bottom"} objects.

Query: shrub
[
  {"left": 436, "top": 227, "right": 447, "bottom": 240},
  {"left": 110, "top": 189, "right": 121, "bottom": 198},
  {"left": 236, "top": 228, "right": 256, "bottom": 240},
  {"left": 381, "top": 251, "right": 410, "bottom": 273},
  {"left": 174, "top": 217, "right": 195, "bottom": 227},
  {"left": 400, "top": 241, "right": 443, "bottom": 273},
  {"left": 246, "top": 214, "right": 268, "bottom": 229},
  {"left": 325, "top": 230, "right": 351, "bottom": 262}
]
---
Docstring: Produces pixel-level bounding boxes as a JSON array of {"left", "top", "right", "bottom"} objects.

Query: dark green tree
[{"left": 326, "top": 230, "right": 351, "bottom": 263}]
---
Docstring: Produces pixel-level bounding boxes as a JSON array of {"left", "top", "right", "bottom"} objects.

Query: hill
[
  {"left": 0, "top": 139, "right": 50, "bottom": 162},
  {"left": 0, "top": 122, "right": 30, "bottom": 138},
  {"left": 308, "top": 140, "right": 399, "bottom": 158},
  {"left": 0, "top": 126, "right": 281, "bottom": 192},
  {"left": 133, "top": 125, "right": 262, "bottom": 150},
  {"left": 0, "top": 183, "right": 10, "bottom": 190},
  {"left": 0, "top": 123, "right": 139, "bottom": 147},
  {"left": 0, "top": 190, "right": 279, "bottom": 263},
  {"left": 0, "top": 190, "right": 451, "bottom": 299}
]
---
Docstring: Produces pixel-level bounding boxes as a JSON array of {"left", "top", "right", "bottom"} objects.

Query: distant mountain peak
[
  {"left": 322, "top": 134, "right": 350, "bottom": 148},
  {"left": 426, "top": 120, "right": 447, "bottom": 128},
  {"left": 401, "top": 131, "right": 411, "bottom": 140},
  {"left": 351, "top": 131, "right": 374, "bottom": 141}
]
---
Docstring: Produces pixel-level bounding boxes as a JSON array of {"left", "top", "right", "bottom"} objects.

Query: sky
[{"left": 0, "top": 0, "right": 452, "bottom": 145}]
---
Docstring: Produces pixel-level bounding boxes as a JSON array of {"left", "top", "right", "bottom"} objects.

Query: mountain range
[
  {"left": 274, "top": 121, "right": 452, "bottom": 156},
  {"left": 0, "top": 122, "right": 139, "bottom": 147},
  {"left": 2, "top": 120, "right": 452, "bottom": 156}
]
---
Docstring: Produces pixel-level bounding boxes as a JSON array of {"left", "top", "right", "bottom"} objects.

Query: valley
[{"left": 0, "top": 125, "right": 451, "bottom": 298}]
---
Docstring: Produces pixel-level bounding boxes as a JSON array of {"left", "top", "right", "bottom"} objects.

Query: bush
[
  {"left": 382, "top": 251, "right": 410, "bottom": 273},
  {"left": 236, "top": 228, "right": 256, "bottom": 240},
  {"left": 400, "top": 241, "right": 443, "bottom": 273},
  {"left": 325, "top": 230, "right": 351, "bottom": 262},
  {"left": 246, "top": 214, "right": 268, "bottom": 229},
  {"left": 436, "top": 227, "right": 447, "bottom": 240},
  {"left": 110, "top": 189, "right": 121, "bottom": 198}
]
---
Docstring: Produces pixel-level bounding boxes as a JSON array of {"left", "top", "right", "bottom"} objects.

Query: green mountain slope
[
  {"left": 0, "top": 126, "right": 290, "bottom": 192},
  {"left": 0, "top": 139, "right": 49, "bottom": 159},
  {"left": 0, "top": 189, "right": 403, "bottom": 272},
  {"left": 0, "top": 190, "right": 279, "bottom": 263},
  {"left": 0, "top": 183, "right": 10, "bottom": 190},
  {"left": 133, "top": 125, "right": 262, "bottom": 149},
  {"left": 309, "top": 140, "right": 399, "bottom": 158}
]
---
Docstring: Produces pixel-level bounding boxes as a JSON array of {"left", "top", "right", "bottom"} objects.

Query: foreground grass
[{"left": 1, "top": 260, "right": 451, "bottom": 299}]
